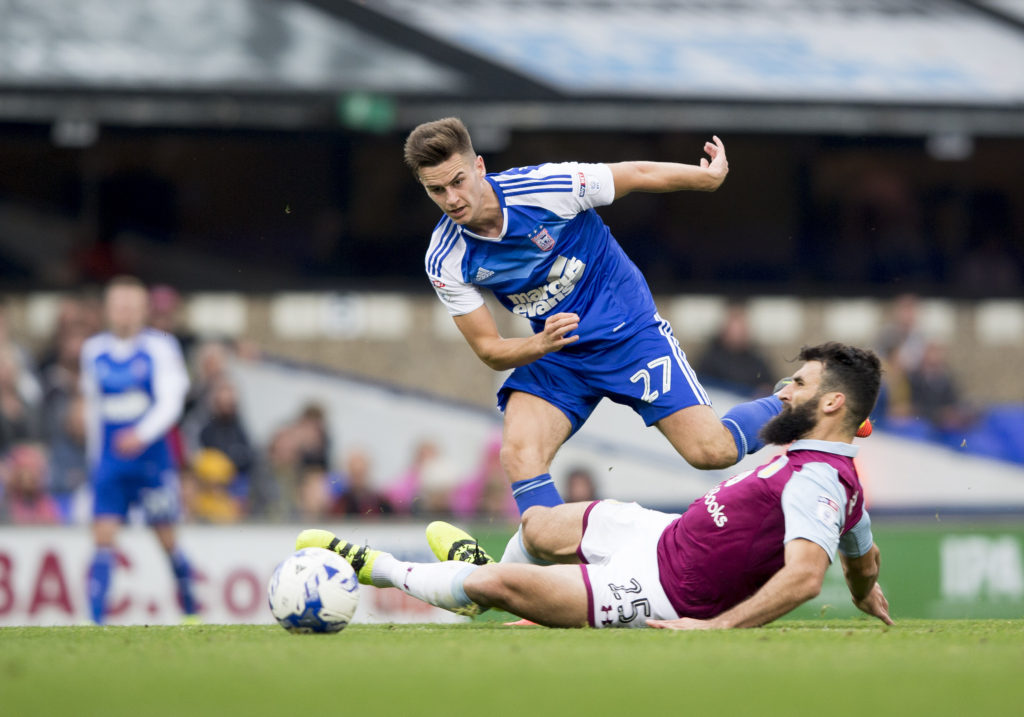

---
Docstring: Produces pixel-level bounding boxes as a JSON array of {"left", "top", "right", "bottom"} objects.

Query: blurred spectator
[
  {"left": 46, "top": 395, "right": 90, "bottom": 522},
  {"left": 907, "top": 342, "right": 975, "bottom": 433},
  {"left": 876, "top": 293, "right": 928, "bottom": 374},
  {"left": 1, "top": 443, "right": 62, "bottom": 524},
  {"left": 198, "top": 378, "right": 254, "bottom": 485},
  {"left": 696, "top": 302, "right": 776, "bottom": 396},
  {"left": 186, "top": 377, "right": 254, "bottom": 520},
  {"left": 383, "top": 439, "right": 457, "bottom": 515},
  {"left": 0, "top": 345, "right": 42, "bottom": 453},
  {"left": 149, "top": 284, "right": 197, "bottom": 359},
  {"left": 417, "top": 443, "right": 460, "bottom": 515},
  {"left": 296, "top": 468, "right": 332, "bottom": 523},
  {"left": 262, "top": 402, "right": 333, "bottom": 520},
  {"left": 39, "top": 318, "right": 90, "bottom": 516},
  {"left": 450, "top": 435, "right": 517, "bottom": 522},
  {"left": 332, "top": 448, "right": 393, "bottom": 518},
  {"left": 874, "top": 293, "right": 930, "bottom": 426},
  {"left": 563, "top": 467, "right": 600, "bottom": 503},
  {"left": 0, "top": 302, "right": 43, "bottom": 396},
  {"left": 291, "top": 402, "right": 332, "bottom": 472},
  {"left": 185, "top": 447, "right": 244, "bottom": 524},
  {"left": 35, "top": 295, "right": 102, "bottom": 377},
  {"left": 263, "top": 427, "right": 302, "bottom": 521},
  {"left": 181, "top": 339, "right": 233, "bottom": 447}
]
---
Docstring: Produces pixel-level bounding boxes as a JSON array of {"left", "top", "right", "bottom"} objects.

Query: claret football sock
[
  {"left": 510, "top": 473, "right": 563, "bottom": 514},
  {"left": 721, "top": 395, "right": 784, "bottom": 460}
]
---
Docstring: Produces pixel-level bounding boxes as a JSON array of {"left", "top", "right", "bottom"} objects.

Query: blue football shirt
[
  {"left": 425, "top": 162, "right": 658, "bottom": 348},
  {"left": 80, "top": 329, "right": 189, "bottom": 468}
]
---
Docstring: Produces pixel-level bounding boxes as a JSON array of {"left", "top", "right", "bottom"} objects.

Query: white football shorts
[{"left": 577, "top": 500, "right": 681, "bottom": 628}]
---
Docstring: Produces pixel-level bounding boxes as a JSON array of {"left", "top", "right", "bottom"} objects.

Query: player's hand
[
  {"left": 852, "top": 583, "right": 894, "bottom": 626},
  {"left": 113, "top": 429, "right": 146, "bottom": 458},
  {"left": 699, "top": 135, "right": 728, "bottom": 189},
  {"left": 646, "top": 617, "right": 720, "bottom": 630},
  {"left": 537, "top": 312, "right": 580, "bottom": 354}
]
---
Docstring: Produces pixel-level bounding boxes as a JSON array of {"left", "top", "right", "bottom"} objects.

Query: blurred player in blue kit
[
  {"left": 80, "top": 276, "right": 197, "bottom": 624},
  {"left": 405, "top": 118, "right": 786, "bottom": 532}
]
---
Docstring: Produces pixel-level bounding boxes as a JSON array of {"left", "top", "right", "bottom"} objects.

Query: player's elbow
[
  {"left": 801, "top": 580, "right": 823, "bottom": 603},
  {"left": 794, "top": 570, "right": 825, "bottom": 603},
  {"left": 478, "top": 353, "right": 511, "bottom": 371},
  {"left": 467, "top": 341, "right": 514, "bottom": 371}
]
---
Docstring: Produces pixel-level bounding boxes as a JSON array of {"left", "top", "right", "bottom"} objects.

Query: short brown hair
[{"left": 403, "top": 117, "right": 474, "bottom": 174}]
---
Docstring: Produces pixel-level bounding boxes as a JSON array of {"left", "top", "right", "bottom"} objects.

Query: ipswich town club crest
[{"left": 529, "top": 227, "right": 555, "bottom": 252}]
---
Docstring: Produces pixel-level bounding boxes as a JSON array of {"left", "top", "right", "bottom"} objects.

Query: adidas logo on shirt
[{"left": 474, "top": 267, "right": 495, "bottom": 282}]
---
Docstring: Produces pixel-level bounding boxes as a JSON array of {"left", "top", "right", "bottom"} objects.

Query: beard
[{"left": 759, "top": 399, "right": 819, "bottom": 446}]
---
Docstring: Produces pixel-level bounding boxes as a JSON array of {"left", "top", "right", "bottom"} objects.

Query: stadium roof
[{"left": 1, "top": 0, "right": 1023, "bottom": 135}]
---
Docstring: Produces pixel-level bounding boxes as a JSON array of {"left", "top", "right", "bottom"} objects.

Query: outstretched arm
[
  {"left": 609, "top": 136, "right": 728, "bottom": 199},
  {"left": 648, "top": 538, "right": 828, "bottom": 630},
  {"left": 841, "top": 544, "right": 894, "bottom": 625},
  {"left": 453, "top": 304, "right": 580, "bottom": 371}
]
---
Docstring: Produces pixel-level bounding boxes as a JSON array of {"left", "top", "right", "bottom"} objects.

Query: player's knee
[
  {"left": 521, "top": 505, "right": 582, "bottom": 562},
  {"left": 464, "top": 565, "right": 513, "bottom": 608},
  {"left": 520, "top": 506, "right": 552, "bottom": 552},
  {"left": 499, "top": 440, "right": 547, "bottom": 481},
  {"left": 681, "top": 434, "right": 737, "bottom": 469}
]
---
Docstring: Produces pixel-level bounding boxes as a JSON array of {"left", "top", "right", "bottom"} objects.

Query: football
[{"left": 267, "top": 547, "right": 360, "bottom": 633}]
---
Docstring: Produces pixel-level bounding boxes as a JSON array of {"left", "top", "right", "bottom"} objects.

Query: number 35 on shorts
[{"left": 630, "top": 356, "right": 672, "bottom": 403}]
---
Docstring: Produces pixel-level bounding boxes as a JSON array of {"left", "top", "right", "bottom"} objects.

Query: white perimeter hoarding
[{"left": 0, "top": 524, "right": 466, "bottom": 626}]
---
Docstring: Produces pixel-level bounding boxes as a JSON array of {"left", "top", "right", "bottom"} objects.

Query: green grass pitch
[{"left": 3, "top": 619, "right": 1022, "bottom": 716}]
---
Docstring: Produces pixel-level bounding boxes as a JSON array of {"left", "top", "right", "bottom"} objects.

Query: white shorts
[{"left": 577, "top": 500, "right": 681, "bottom": 629}]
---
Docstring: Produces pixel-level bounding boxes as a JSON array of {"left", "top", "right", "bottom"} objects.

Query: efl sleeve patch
[{"left": 815, "top": 495, "right": 842, "bottom": 532}]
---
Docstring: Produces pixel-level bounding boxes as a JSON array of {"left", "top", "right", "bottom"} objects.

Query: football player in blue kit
[
  {"left": 80, "top": 276, "right": 198, "bottom": 624},
  {"left": 406, "top": 118, "right": 786, "bottom": 525}
]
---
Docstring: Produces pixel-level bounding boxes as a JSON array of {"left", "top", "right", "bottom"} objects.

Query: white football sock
[{"left": 370, "top": 554, "right": 478, "bottom": 613}]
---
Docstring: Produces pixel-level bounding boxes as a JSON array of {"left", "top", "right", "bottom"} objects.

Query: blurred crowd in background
[
  {"left": 2, "top": 281, "right": 1021, "bottom": 527},
  {"left": 0, "top": 284, "right": 602, "bottom": 525}
]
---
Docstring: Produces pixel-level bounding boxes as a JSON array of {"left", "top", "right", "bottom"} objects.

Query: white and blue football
[{"left": 268, "top": 547, "right": 360, "bottom": 634}]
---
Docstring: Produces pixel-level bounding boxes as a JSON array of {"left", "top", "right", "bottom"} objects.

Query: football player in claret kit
[
  {"left": 80, "top": 276, "right": 198, "bottom": 624},
  {"left": 405, "top": 117, "right": 831, "bottom": 560},
  {"left": 298, "top": 342, "right": 892, "bottom": 629}
]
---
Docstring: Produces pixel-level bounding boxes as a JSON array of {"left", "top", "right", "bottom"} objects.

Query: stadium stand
[{"left": 0, "top": 1, "right": 1022, "bottom": 530}]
